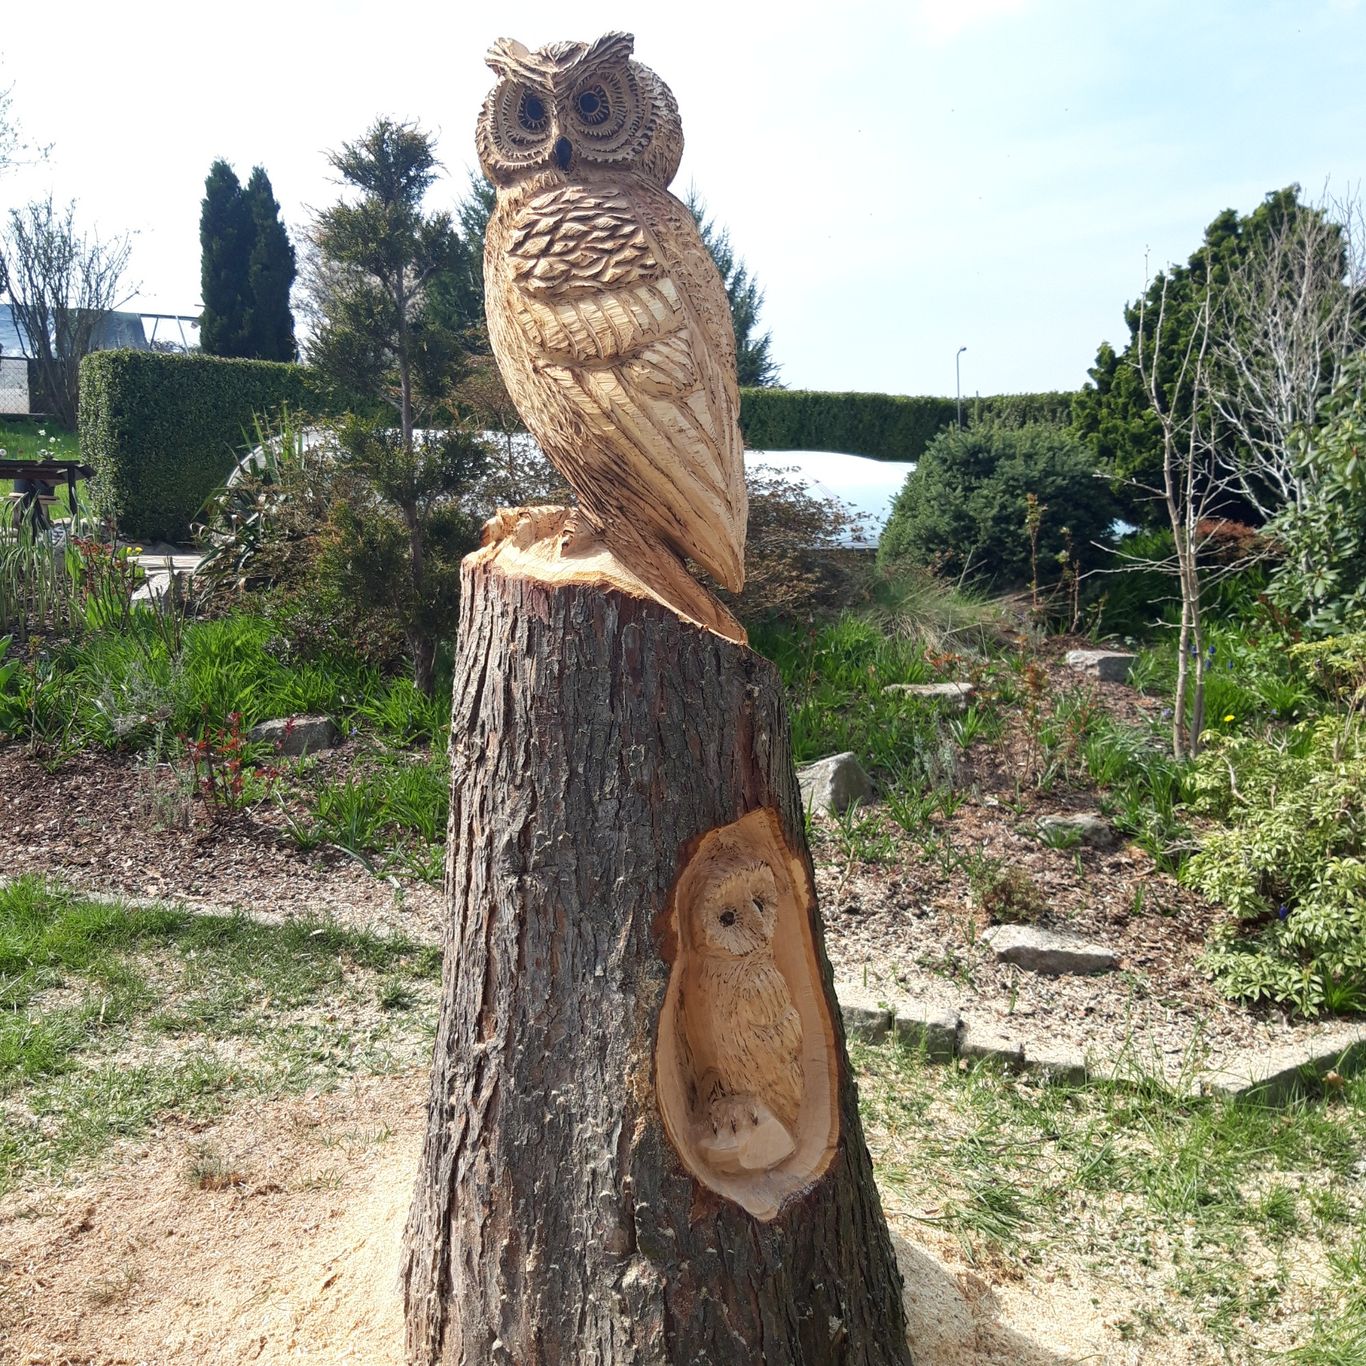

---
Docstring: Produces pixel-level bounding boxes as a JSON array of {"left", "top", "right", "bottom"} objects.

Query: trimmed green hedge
[
  {"left": 738, "top": 388, "right": 1077, "bottom": 462},
  {"left": 80, "top": 351, "right": 355, "bottom": 542},
  {"left": 79, "top": 349, "right": 1077, "bottom": 541}
]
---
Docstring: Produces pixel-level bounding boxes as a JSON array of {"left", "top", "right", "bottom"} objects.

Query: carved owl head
[
  {"left": 690, "top": 856, "right": 779, "bottom": 960},
  {"left": 476, "top": 31, "right": 683, "bottom": 189}
]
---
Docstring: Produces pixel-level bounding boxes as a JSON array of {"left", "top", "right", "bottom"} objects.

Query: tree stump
[{"left": 403, "top": 508, "right": 911, "bottom": 1365}]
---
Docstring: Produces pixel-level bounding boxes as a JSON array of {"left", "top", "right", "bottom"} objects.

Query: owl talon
[{"left": 698, "top": 1092, "right": 796, "bottom": 1175}]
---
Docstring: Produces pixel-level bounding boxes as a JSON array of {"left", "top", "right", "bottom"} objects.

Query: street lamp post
[{"left": 956, "top": 346, "right": 967, "bottom": 430}]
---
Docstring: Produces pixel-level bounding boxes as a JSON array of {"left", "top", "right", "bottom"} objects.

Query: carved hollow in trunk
[{"left": 656, "top": 808, "right": 840, "bottom": 1219}]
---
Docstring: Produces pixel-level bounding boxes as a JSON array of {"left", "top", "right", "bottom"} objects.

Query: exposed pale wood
[
  {"left": 475, "top": 505, "right": 746, "bottom": 644},
  {"left": 656, "top": 809, "right": 841, "bottom": 1220},
  {"left": 477, "top": 31, "right": 748, "bottom": 610},
  {"left": 401, "top": 539, "right": 912, "bottom": 1365}
]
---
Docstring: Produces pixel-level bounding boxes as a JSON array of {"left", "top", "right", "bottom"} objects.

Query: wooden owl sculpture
[
  {"left": 681, "top": 851, "right": 805, "bottom": 1174},
  {"left": 477, "top": 31, "right": 748, "bottom": 607}
]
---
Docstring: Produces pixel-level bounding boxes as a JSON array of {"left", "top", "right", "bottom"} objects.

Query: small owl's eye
[
  {"left": 575, "top": 85, "right": 611, "bottom": 125},
  {"left": 518, "top": 91, "right": 548, "bottom": 132},
  {"left": 752, "top": 897, "right": 765, "bottom": 914},
  {"left": 719, "top": 909, "right": 737, "bottom": 927}
]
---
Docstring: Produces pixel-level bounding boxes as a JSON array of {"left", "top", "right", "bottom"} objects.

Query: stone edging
[{"left": 835, "top": 981, "right": 1366, "bottom": 1102}]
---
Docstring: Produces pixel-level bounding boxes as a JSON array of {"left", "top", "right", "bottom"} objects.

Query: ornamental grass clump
[{"left": 1189, "top": 713, "right": 1366, "bottom": 1015}]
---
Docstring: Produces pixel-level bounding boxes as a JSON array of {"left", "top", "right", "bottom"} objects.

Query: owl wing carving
[{"left": 491, "top": 182, "right": 747, "bottom": 590}]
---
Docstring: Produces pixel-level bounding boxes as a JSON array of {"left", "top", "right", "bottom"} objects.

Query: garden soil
[{"left": 0, "top": 1071, "right": 1154, "bottom": 1366}]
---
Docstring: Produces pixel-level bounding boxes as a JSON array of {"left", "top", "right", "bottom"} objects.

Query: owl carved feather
[{"left": 479, "top": 34, "right": 748, "bottom": 617}]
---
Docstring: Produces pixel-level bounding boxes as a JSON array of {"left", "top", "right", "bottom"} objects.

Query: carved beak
[{"left": 553, "top": 136, "right": 573, "bottom": 171}]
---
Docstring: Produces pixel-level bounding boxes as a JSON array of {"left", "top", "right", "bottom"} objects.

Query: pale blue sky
[{"left": 3, "top": 0, "right": 1363, "bottom": 397}]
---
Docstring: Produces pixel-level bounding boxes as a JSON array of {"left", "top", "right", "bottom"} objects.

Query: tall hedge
[
  {"left": 737, "top": 388, "right": 1076, "bottom": 462},
  {"left": 80, "top": 350, "right": 352, "bottom": 542}
]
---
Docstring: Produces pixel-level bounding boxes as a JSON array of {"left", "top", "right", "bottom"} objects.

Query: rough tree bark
[{"left": 403, "top": 508, "right": 911, "bottom": 1365}]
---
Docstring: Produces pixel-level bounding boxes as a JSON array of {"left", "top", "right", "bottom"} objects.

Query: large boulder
[{"left": 796, "top": 752, "right": 874, "bottom": 815}]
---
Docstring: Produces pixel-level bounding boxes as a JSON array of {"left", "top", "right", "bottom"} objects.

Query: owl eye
[
  {"left": 752, "top": 897, "right": 765, "bottom": 914},
  {"left": 575, "top": 85, "right": 611, "bottom": 126},
  {"left": 517, "top": 91, "right": 549, "bottom": 133},
  {"left": 718, "top": 909, "right": 737, "bottom": 927}
]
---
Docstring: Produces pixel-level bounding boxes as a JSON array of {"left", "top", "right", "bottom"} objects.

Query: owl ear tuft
[
  {"left": 485, "top": 36, "right": 532, "bottom": 78},
  {"left": 580, "top": 31, "right": 635, "bottom": 67}
]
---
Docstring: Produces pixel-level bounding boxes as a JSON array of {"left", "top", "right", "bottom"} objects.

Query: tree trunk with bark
[{"left": 403, "top": 508, "right": 911, "bottom": 1365}]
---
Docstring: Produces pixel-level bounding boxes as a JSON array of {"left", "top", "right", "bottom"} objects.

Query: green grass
[
  {"left": 0, "top": 876, "right": 440, "bottom": 1193},
  {"left": 857, "top": 1037, "right": 1366, "bottom": 1357},
  {"left": 751, "top": 613, "right": 971, "bottom": 781},
  {"left": 1, "top": 613, "right": 450, "bottom": 753}
]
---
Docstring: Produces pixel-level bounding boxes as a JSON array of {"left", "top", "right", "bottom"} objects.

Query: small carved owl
[
  {"left": 680, "top": 851, "right": 805, "bottom": 1173},
  {"left": 476, "top": 32, "right": 747, "bottom": 593}
]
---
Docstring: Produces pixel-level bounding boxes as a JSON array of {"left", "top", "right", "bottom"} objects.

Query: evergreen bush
[{"left": 877, "top": 421, "right": 1117, "bottom": 587}]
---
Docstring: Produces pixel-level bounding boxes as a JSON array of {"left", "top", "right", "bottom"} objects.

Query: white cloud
[{"left": 911, "top": 0, "right": 1032, "bottom": 43}]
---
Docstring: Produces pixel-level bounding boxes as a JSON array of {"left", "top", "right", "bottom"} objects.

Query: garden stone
[
  {"left": 1024, "top": 1043, "right": 1088, "bottom": 1084},
  {"left": 1201, "top": 1027, "right": 1366, "bottom": 1101},
  {"left": 834, "top": 983, "right": 894, "bottom": 1043},
  {"left": 1064, "top": 649, "right": 1135, "bottom": 684},
  {"left": 248, "top": 714, "right": 341, "bottom": 757},
  {"left": 797, "top": 752, "right": 874, "bottom": 815},
  {"left": 958, "top": 1022, "right": 1024, "bottom": 1069},
  {"left": 981, "top": 924, "right": 1118, "bottom": 975},
  {"left": 882, "top": 682, "right": 975, "bottom": 713},
  {"left": 132, "top": 571, "right": 189, "bottom": 605},
  {"left": 893, "top": 1000, "right": 960, "bottom": 1061},
  {"left": 1038, "top": 811, "right": 1118, "bottom": 850}
]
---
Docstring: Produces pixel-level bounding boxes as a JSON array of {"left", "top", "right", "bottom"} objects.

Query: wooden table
[{"left": 0, "top": 458, "right": 93, "bottom": 511}]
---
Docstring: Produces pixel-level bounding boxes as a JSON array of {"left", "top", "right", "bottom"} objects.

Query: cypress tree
[
  {"left": 685, "top": 188, "right": 781, "bottom": 388},
  {"left": 243, "top": 166, "right": 297, "bottom": 361},
  {"left": 199, "top": 160, "right": 252, "bottom": 356}
]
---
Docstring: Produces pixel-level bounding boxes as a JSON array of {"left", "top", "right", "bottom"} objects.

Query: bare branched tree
[
  {"left": 1208, "top": 187, "right": 1366, "bottom": 522},
  {"left": 0, "top": 195, "right": 133, "bottom": 427},
  {"left": 1118, "top": 258, "right": 1235, "bottom": 759}
]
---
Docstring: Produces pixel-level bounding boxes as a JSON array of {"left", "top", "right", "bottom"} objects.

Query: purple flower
[{"left": 1277, "top": 904, "right": 1290, "bottom": 920}]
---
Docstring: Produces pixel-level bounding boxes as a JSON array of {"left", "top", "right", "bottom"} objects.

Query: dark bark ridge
[{"left": 403, "top": 536, "right": 911, "bottom": 1365}]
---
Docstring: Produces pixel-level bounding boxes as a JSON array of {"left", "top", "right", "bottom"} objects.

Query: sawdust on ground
[{"left": 0, "top": 1071, "right": 1185, "bottom": 1366}]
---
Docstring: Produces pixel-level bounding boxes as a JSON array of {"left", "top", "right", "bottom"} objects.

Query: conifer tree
[
  {"left": 243, "top": 166, "right": 296, "bottom": 361},
  {"left": 686, "top": 188, "right": 781, "bottom": 388},
  {"left": 199, "top": 160, "right": 252, "bottom": 356}
]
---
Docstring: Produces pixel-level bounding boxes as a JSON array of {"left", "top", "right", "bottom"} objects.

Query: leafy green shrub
[
  {"left": 1189, "top": 717, "right": 1366, "bottom": 1015},
  {"left": 878, "top": 421, "right": 1117, "bottom": 587},
  {"left": 79, "top": 351, "right": 357, "bottom": 542},
  {"left": 1268, "top": 361, "right": 1366, "bottom": 634},
  {"left": 1289, "top": 633, "right": 1366, "bottom": 708},
  {"left": 738, "top": 389, "right": 1076, "bottom": 462},
  {"left": 197, "top": 413, "right": 488, "bottom": 692}
]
